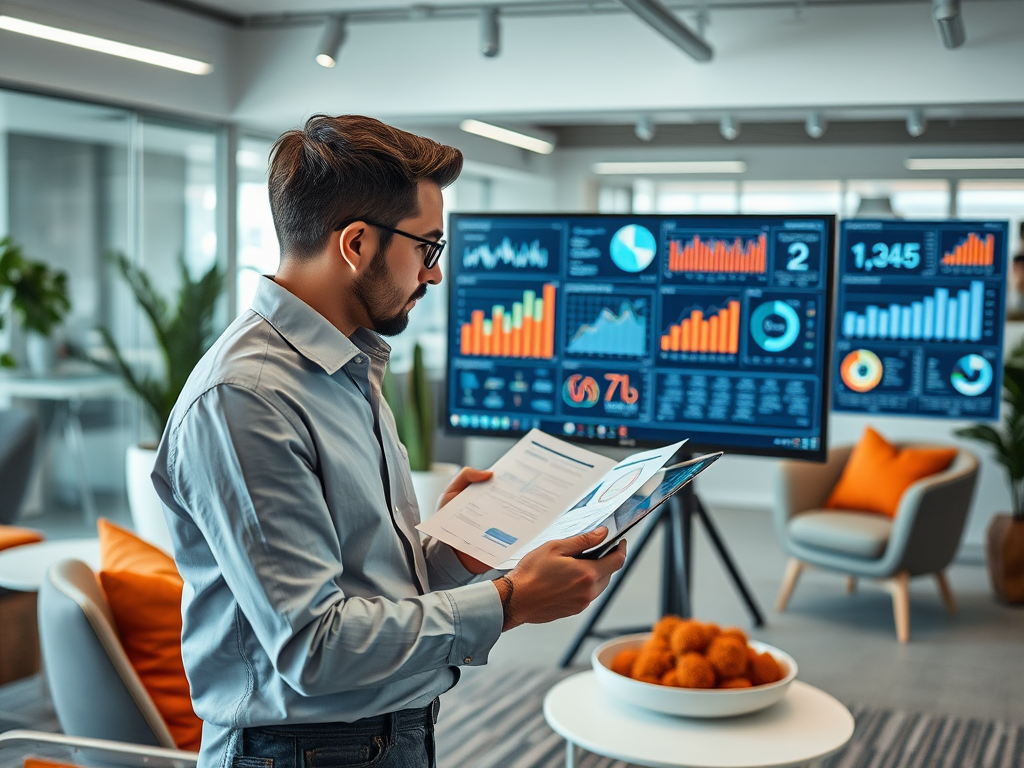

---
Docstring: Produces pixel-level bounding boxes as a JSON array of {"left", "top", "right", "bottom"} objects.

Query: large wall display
[
  {"left": 834, "top": 219, "right": 1007, "bottom": 420},
  {"left": 446, "top": 214, "right": 835, "bottom": 460}
]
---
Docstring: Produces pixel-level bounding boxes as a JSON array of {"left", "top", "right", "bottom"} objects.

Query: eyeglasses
[{"left": 334, "top": 219, "right": 446, "bottom": 269}]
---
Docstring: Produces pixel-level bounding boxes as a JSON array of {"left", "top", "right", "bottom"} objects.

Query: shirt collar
[{"left": 250, "top": 276, "right": 390, "bottom": 375}]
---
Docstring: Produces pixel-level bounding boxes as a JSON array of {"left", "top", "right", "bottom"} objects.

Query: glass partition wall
[{"left": 0, "top": 88, "right": 226, "bottom": 531}]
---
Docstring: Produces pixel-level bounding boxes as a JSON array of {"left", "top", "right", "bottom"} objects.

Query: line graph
[
  {"left": 463, "top": 238, "right": 550, "bottom": 270},
  {"left": 565, "top": 295, "right": 648, "bottom": 359}
]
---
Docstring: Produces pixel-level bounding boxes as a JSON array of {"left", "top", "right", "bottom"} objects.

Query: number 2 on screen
[{"left": 787, "top": 242, "right": 810, "bottom": 271}]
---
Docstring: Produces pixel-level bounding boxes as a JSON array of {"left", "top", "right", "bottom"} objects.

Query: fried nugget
[
  {"left": 635, "top": 674, "right": 662, "bottom": 685},
  {"left": 631, "top": 643, "right": 674, "bottom": 679},
  {"left": 748, "top": 650, "right": 783, "bottom": 686},
  {"left": 652, "top": 615, "right": 683, "bottom": 643},
  {"left": 661, "top": 669, "right": 679, "bottom": 687},
  {"left": 718, "top": 677, "right": 753, "bottom": 689},
  {"left": 701, "top": 622, "right": 721, "bottom": 646},
  {"left": 669, "top": 620, "right": 707, "bottom": 655},
  {"left": 719, "top": 626, "right": 748, "bottom": 644},
  {"left": 706, "top": 636, "right": 749, "bottom": 678},
  {"left": 610, "top": 648, "right": 640, "bottom": 678},
  {"left": 674, "top": 652, "right": 716, "bottom": 689}
]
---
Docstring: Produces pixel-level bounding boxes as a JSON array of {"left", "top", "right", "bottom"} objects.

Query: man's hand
[
  {"left": 494, "top": 527, "right": 626, "bottom": 631},
  {"left": 438, "top": 467, "right": 494, "bottom": 575}
]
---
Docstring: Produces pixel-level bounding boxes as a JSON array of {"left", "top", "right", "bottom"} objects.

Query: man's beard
[{"left": 351, "top": 245, "right": 427, "bottom": 337}]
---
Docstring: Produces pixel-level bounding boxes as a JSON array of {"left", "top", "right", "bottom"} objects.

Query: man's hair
[{"left": 268, "top": 115, "right": 463, "bottom": 260}]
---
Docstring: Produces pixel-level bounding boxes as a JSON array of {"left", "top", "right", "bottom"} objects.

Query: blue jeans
[{"left": 231, "top": 700, "right": 439, "bottom": 768}]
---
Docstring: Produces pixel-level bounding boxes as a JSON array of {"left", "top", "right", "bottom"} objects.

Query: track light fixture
[
  {"left": 805, "top": 112, "right": 826, "bottom": 139},
  {"left": 719, "top": 115, "right": 739, "bottom": 141},
  {"left": 635, "top": 116, "right": 656, "bottom": 142},
  {"left": 481, "top": 7, "right": 500, "bottom": 58},
  {"left": 315, "top": 15, "right": 346, "bottom": 68},
  {"left": 619, "top": 0, "right": 713, "bottom": 62},
  {"left": 932, "top": 0, "right": 965, "bottom": 49},
  {"left": 906, "top": 110, "right": 927, "bottom": 137}
]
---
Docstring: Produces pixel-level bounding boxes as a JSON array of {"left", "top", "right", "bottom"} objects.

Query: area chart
[
  {"left": 661, "top": 300, "right": 740, "bottom": 354},
  {"left": 459, "top": 284, "right": 556, "bottom": 359},
  {"left": 841, "top": 282, "right": 985, "bottom": 342},
  {"left": 942, "top": 233, "right": 995, "bottom": 267},
  {"left": 668, "top": 233, "right": 767, "bottom": 274},
  {"left": 566, "top": 297, "right": 648, "bottom": 358}
]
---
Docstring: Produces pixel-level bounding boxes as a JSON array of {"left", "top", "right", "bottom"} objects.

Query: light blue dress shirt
[{"left": 152, "top": 276, "right": 503, "bottom": 768}]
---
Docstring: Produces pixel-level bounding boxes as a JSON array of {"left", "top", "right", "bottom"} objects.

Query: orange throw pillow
[
  {"left": 96, "top": 518, "right": 201, "bottom": 752},
  {"left": 825, "top": 427, "right": 957, "bottom": 518},
  {"left": 0, "top": 525, "right": 44, "bottom": 551}
]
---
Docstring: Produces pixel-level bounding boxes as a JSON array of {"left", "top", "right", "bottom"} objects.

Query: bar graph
[
  {"left": 660, "top": 299, "right": 741, "bottom": 354},
  {"left": 841, "top": 281, "right": 985, "bottom": 343},
  {"left": 942, "top": 233, "right": 995, "bottom": 267},
  {"left": 668, "top": 233, "right": 767, "bottom": 274},
  {"left": 459, "top": 284, "right": 556, "bottom": 359}
]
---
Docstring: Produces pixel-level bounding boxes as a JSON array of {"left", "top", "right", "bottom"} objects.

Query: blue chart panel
[
  {"left": 835, "top": 219, "right": 1007, "bottom": 420},
  {"left": 450, "top": 360, "right": 556, "bottom": 428},
  {"left": 454, "top": 220, "right": 562, "bottom": 276},
  {"left": 566, "top": 218, "right": 659, "bottom": 282},
  {"left": 743, "top": 292, "right": 821, "bottom": 372},
  {"left": 564, "top": 292, "right": 649, "bottom": 359}
]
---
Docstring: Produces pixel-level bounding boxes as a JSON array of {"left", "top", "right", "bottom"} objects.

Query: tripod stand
[{"left": 559, "top": 479, "right": 765, "bottom": 667}]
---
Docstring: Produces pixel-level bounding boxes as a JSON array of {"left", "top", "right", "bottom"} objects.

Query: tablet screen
[{"left": 583, "top": 452, "right": 722, "bottom": 557}]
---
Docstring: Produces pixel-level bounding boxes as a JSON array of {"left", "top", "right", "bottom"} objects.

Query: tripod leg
[
  {"left": 693, "top": 494, "right": 765, "bottom": 627},
  {"left": 558, "top": 505, "right": 666, "bottom": 668},
  {"left": 679, "top": 494, "right": 692, "bottom": 618}
]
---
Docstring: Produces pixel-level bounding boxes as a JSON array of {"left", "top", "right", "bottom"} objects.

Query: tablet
[{"left": 579, "top": 452, "right": 723, "bottom": 559}]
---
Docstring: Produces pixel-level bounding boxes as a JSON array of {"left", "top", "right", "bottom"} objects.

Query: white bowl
[{"left": 591, "top": 633, "right": 798, "bottom": 718}]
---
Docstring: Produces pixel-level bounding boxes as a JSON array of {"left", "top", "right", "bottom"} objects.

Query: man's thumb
[{"left": 562, "top": 526, "right": 609, "bottom": 552}]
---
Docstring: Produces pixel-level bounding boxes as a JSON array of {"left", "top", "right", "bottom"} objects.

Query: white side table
[
  {"left": 544, "top": 672, "right": 854, "bottom": 768},
  {"left": 0, "top": 538, "right": 101, "bottom": 591}
]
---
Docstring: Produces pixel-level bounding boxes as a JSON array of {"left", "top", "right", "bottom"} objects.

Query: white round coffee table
[
  {"left": 0, "top": 538, "right": 101, "bottom": 591},
  {"left": 544, "top": 672, "right": 854, "bottom": 768}
]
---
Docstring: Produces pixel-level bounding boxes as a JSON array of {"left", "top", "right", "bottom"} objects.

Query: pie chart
[
  {"left": 840, "top": 349, "right": 883, "bottom": 393},
  {"left": 610, "top": 225, "right": 657, "bottom": 273},
  {"left": 951, "top": 354, "right": 993, "bottom": 397},
  {"left": 750, "top": 301, "right": 800, "bottom": 353}
]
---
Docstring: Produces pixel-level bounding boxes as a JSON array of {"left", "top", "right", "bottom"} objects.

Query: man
[{"left": 152, "top": 115, "right": 627, "bottom": 768}]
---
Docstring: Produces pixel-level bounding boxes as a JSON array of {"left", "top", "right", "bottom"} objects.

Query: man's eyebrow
[{"left": 423, "top": 228, "right": 444, "bottom": 240}]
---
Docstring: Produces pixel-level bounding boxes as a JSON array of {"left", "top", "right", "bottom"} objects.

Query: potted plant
[
  {"left": 382, "top": 342, "right": 460, "bottom": 520},
  {"left": 955, "top": 344, "right": 1024, "bottom": 604},
  {"left": 83, "top": 252, "right": 223, "bottom": 550},
  {"left": 0, "top": 237, "right": 72, "bottom": 374}
]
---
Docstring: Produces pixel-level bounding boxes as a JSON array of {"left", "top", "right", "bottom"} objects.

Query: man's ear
[{"left": 337, "top": 222, "right": 376, "bottom": 273}]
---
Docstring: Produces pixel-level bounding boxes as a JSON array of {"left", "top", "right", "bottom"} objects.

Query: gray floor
[
  {"left": 17, "top": 500, "right": 1024, "bottom": 724},
  {"left": 485, "top": 505, "right": 1024, "bottom": 724}
]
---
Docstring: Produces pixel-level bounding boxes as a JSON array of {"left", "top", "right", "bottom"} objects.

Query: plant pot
[
  {"left": 986, "top": 514, "right": 1024, "bottom": 605},
  {"left": 25, "top": 332, "right": 56, "bottom": 376},
  {"left": 411, "top": 462, "right": 461, "bottom": 521},
  {"left": 126, "top": 444, "right": 173, "bottom": 553}
]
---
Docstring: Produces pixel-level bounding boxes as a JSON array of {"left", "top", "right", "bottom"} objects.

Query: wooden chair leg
[
  {"left": 845, "top": 576, "right": 857, "bottom": 595},
  {"left": 889, "top": 571, "right": 911, "bottom": 643},
  {"left": 776, "top": 558, "right": 804, "bottom": 612},
  {"left": 935, "top": 571, "right": 957, "bottom": 616}
]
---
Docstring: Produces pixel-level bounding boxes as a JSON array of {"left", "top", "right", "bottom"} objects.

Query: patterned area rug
[{"left": 436, "top": 668, "right": 1024, "bottom": 768}]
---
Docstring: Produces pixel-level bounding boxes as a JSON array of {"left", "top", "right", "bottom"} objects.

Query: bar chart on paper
[
  {"left": 458, "top": 284, "right": 557, "bottom": 359},
  {"left": 841, "top": 281, "right": 988, "bottom": 343}
]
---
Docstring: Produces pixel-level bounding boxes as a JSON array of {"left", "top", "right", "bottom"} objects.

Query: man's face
[{"left": 352, "top": 180, "right": 444, "bottom": 336}]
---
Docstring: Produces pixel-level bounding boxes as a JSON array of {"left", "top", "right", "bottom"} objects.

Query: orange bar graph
[
  {"left": 458, "top": 284, "right": 556, "bottom": 360},
  {"left": 668, "top": 233, "right": 768, "bottom": 274},
  {"left": 660, "top": 301, "right": 741, "bottom": 355},
  {"left": 942, "top": 233, "right": 995, "bottom": 267}
]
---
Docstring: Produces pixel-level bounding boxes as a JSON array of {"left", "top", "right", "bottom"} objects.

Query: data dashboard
[
  {"left": 834, "top": 219, "right": 1007, "bottom": 420},
  {"left": 446, "top": 214, "right": 835, "bottom": 459}
]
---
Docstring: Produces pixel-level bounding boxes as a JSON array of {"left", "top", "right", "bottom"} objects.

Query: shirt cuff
[{"left": 443, "top": 579, "right": 503, "bottom": 667}]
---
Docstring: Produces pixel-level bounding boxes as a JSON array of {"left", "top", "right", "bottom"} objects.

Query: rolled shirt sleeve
[{"left": 162, "top": 384, "right": 503, "bottom": 698}]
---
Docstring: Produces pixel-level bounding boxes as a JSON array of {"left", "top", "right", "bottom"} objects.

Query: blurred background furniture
[
  {"left": 0, "top": 409, "right": 39, "bottom": 527},
  {"left": 0, "top": 730, "right": 197, "bottom": 768},
  {"left": 0, "top": 541, "right": 100, "bottom": 593},
  {"left": 36, "top": 559, "right": 178, "bottom": 748},
  {"left": 774, "top": 444, "right": 979, "bottom": 642}
]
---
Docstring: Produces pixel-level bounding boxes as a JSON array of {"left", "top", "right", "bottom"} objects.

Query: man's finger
[
  {"left": 444, "top": 467, "right": 493, "bottom": 495},
  {"left": 553, "top": 526, "right": 609, "bottom": 554}
]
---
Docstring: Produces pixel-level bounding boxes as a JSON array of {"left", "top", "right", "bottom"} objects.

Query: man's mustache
[{"left": 410, "top": 285, "right": 428, "bottom": 303}]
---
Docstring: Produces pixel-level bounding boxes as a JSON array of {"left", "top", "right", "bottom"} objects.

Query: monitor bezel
[{"left": 442, "top": 211, "right": 837, "bottom": 462}]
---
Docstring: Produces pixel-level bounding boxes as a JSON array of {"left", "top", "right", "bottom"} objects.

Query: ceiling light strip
[
  {"left": 0, "top": 15, "right": 213, "bottom": 75},
  {"left": 460, "top": 120, "right": 554, "bottom": 155},
  {"left": 905, "top": 158, "right": 1024, "bottom": 171},
  {"left": 593, "top": 161, "right": 746, "bottom": 175}
]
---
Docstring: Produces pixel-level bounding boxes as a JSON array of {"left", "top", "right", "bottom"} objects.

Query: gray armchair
[
  {"left": 0, "top": 408, "right": 40, "bottom": 525},
  {"left": 774, "top": 444, "right": 979, "bottom": 642},
  {"left": 37, "top": 559, "right": 179, "bottom": 748}
]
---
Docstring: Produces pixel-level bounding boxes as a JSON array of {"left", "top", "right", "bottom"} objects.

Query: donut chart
[
  {"left": 750, "top": 300, "right": 800, "bottom": 353},
  {"left": 840, "top": 349, "right": 883, "bottom": 393},
  {"left": 951, "top": 354, "right": 993, "bottom": 397}
]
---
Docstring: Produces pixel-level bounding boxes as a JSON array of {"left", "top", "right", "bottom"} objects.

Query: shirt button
[
  {"left": 353, "top": 356, "right": 365, "bottom": 365},
  {"left": 463, "top": 656, "right": 472, "bottom": 664}
]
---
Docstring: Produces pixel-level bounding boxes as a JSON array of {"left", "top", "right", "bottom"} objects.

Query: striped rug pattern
[{"left": 436, "top": 668, "right": 1024, "bottom": 768}]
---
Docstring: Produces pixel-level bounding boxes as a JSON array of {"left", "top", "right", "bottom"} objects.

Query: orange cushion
[
  {"left": 96, "top": 518, "right": 201, "bottom": 752},
  {"left": 25, "top": 759, "right": 79, "bottom": 768},
  {"left": 825, "top": 427, "right": 957, "bottom": 518},
  {"left": 0, "top": 525, "right": 44, "bottom": 551}
]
